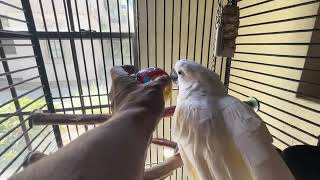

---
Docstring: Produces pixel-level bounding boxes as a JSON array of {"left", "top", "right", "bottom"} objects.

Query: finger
[
  {"left": 121, "top": 65, "right": 136, "bottom": 74},
  {"left": 110, "top": 65, "right": 135, "bottom": 80},
  {"left": 146, "top": 75, "right": 172, "bottom": 91}
]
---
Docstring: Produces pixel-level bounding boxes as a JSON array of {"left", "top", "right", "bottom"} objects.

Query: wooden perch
[
  {"left": 30, "top": 113, "right": 112, "bottom": 126},
  {"left": 144, "top": 153, "right": 183, "bottom": 180},
  {"left": 144, "top": 138, "right": 182, "bottom": 179},
  {"left": 30, "top": 98, "right": 259, "bottom": 127},
  {"left": 152, "top": 138, "right": 177, "bottom": 149},
  {"left": 162, "top": 106, "right": 176, "bottom": 118},
  {"left": 30, "top": 106, "right": 176, "bottom": 126}
]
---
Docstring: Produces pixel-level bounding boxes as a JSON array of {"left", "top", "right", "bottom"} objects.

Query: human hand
[{"left": 110, "top": 65, "right": 171, "bottom": 132}]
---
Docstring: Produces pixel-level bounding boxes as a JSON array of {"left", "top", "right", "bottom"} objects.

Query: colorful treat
[{"left": 136, "top": 67, "right": 172, "bottom": 102}]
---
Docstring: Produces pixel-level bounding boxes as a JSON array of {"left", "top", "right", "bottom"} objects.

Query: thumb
[{"left": 146, "top": 75, "right": 172, "bottom": 91}]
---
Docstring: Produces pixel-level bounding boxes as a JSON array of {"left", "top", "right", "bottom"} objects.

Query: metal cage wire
[{"left": 0, "top": 0, "right": 319, "bottom": 179}]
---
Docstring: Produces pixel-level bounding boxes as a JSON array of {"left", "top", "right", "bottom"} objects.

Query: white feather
[{"left": 173, "top": 60, "right": 294, "bottom": 180}]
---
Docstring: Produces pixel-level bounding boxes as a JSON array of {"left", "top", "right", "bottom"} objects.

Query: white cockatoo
[{"left": 171, "top": 59, "right": 294, "bottom": 180}]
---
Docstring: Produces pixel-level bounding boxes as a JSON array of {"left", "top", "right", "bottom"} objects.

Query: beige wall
[{"left": 229, "top": 0, "right": 320, "bottom": 150}]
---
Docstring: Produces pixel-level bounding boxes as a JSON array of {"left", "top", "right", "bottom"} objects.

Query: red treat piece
[{"left": 136, "top": 67, "right": 168, "bottom": 83}]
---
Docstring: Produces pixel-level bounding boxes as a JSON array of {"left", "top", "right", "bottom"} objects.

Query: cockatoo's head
[{"left": 171, "top": 59, "right": 226, "bottom": 95}]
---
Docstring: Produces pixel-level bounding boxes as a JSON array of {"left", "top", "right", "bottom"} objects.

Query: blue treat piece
[{"left": 143, "top": 76, "right": 151, "bottom": 83}]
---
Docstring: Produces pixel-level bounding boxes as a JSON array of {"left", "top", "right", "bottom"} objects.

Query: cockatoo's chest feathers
[
  {"left": 174, "top": 96, "right": 223, "bottom": 144},
  {"left": 177, "top": 97, "right": 219, "bottom": 122}
]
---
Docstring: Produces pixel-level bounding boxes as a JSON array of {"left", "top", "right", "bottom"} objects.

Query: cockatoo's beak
[{"left": 170, "top": 69, "right": 178, "bottom": 84}]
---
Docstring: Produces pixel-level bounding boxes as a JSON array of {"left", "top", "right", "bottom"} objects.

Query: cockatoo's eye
[{"left": 178, "top": 70, "right": 183, "bottom": 75}]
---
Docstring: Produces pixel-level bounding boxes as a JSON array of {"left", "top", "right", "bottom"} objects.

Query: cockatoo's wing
[
  {"left": 220, "top": 96, "right": 295, "bottom": 180},
  {"left": 174, "top": 98, "right": 234, "bottom": 180}
]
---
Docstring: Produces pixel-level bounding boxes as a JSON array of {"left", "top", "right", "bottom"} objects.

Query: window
[
  {"left": 49, "top": 40, "right": 62, "bottom": 60},
  {"left": 1, "top": 40, "right": 17, "bottom": 55}
]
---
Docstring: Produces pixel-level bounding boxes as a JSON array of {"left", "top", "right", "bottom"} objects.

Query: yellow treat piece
[{"left": 163, "top": 82, "right": 172, "bottom": 102}]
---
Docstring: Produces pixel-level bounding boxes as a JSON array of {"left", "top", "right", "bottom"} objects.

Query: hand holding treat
[{"left": 136, "top": 67, "right": 172, "bottom": 102}]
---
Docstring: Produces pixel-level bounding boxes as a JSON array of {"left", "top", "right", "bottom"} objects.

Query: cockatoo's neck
[{"left": 178, "top": 81, "right": 227, "bottom": 99}]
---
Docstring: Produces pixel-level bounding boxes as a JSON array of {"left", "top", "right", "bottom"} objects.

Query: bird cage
[{"left": 0, "top": 0, "right": 319, "bottom": 179}]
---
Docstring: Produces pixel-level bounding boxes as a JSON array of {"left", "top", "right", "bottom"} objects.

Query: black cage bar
[{"left": 0, "top": 0, "right": 319, "bottom": 179}]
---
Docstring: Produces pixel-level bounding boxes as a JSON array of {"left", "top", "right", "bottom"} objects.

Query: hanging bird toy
[{"left": 136, "top": 67, "right": 172, "bottom": 102}]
